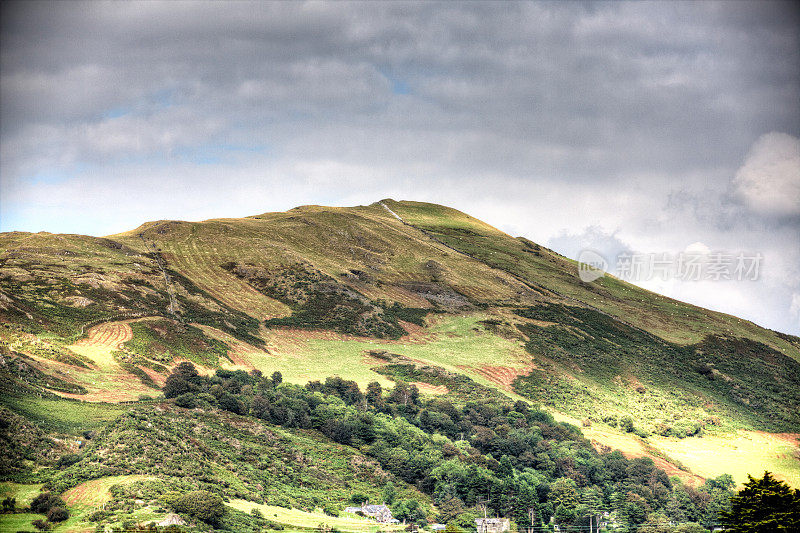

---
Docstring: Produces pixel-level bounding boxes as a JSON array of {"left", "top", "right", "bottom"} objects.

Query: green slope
[{"left": 1, "top": 199, "right": 798, "bottom": 494}]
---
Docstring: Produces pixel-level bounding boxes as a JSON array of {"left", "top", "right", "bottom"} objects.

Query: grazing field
[
  {"left": 412, "top": 382, "right": 448, "bottom": 395},
  {"left": 228, "top": 500, "right": 404, "bottom": 533},
  {"left": 558, "top": 412, "right": 800, "bottom": 489},
  {"left": 157, "top": 234, "right": 292, "bottom": 321},
  {"left": 0, "top": 482, "right": 43, "bottom": 507},
  {"left": 573, "top": 420, "right": 706, "bottom": 486},
  {"left": 650, "top": 431, "right": 800, "bottom": 488},
  {"left": 382, "top": 199, "right": 798, "bottom": 357},
  {"left": 243, "top": 314, "right": 532, "bottom": 392},
  {"left": 467, "top": 364, "right": 533, "bottom": 391},
  {"left": 0, "top": 512, "right": 44, "bottom": 532},
  {"left": 0, "top": 395, "right": 127, "bottom": 434}
]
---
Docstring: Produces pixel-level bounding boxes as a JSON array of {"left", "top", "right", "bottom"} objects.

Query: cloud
[
  {"left": 547, "top": 226, "right": 634, "bottom": 271},
  {"left": 791, "top": 293, "right": 800, "bottom": 329},
  {"left": 0, "top": 0, "right": 798, "bottom": 334},
  {"left": 734, "top": 132, "right": 800, "bottom": 217}
]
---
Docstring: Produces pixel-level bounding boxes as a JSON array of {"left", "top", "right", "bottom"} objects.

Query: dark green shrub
[
  {"left": 163, "top": 375, "right": 191, "bottom": 399},
  {"left": 47, "top": 506, "right": 69, "bottom": 522},
  {"left": 323, "top": 504, "right": 340, "bottom": 517},
  {"left": 57, "top": 453, "right": 80, "bottom": 468},
  {"left": 171, "top": 490, "right": 226, "bottom": 524},
  {"left": 30, "top": 492, "right": 66, "bottom": 514},
  {"left": 350, "top": 493, "right": 368, "bottom": 504},
  {"left": 174, "top": 392, "right": 197, "bottom": 408},
  {"left": 2, "top": 496, "right": 16, "bottom": 512},
  {"left": 620, "top": 415, "right": 634, "bottom": 433}
]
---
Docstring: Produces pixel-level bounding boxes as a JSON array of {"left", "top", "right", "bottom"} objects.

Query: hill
[{"left": 1, "top": 199, "right": 798, "bottom": 531}]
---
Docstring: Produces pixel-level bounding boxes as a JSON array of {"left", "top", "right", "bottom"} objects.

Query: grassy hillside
[{"left": 1, "top": 199, "right": 798, "bottom": 532}]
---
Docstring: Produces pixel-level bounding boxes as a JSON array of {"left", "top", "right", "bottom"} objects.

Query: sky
[{"left": 1, "top": 1, "right": 799, "bottom": 334}]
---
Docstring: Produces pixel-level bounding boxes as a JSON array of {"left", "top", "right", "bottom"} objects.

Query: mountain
[{"left": 1, "top": 200, "right": 798, "bottom": 531}]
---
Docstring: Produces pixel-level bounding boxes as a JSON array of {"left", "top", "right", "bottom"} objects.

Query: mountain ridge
[{"left": 1, "top": 199, "right": 798, "bottom": 501}]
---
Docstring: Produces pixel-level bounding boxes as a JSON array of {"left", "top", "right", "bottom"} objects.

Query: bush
[
  {"left": 30, "top": 493, "right": 66, "bottom": 515},
  {"left": 57, "top": 453, "right": 80, "bottom": 468},
  {"left": 31, "top": 519, "right": 49, "bottom": 531},
  {"left": 174, "top": 392, "right": 197, "bottom": 408},
  {"left": 350, "top": 493, "right": 369, "bottom": 505},
  {"left": 47, "top": 506, "right": 69, "bottom": 522},
  {"left": 2, "top": 496, "right": 16, "bottom": 512},
  {"left": 620, "top": 415, "right": 635, "bottom": 433},
  {"left": 323, "top": 504, "right": 340, "bottom": 517},
  {"left": 163, "top": 375, "right": 191, "bottom": 399},
  {"left": 171, "top": 490, "right": 226, "bottom": 524}
]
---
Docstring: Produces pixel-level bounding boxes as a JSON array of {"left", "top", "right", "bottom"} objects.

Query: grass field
[
  {"left": 0, "top": 512, "right": 44, "bottom": 532},
  {"left": 0, "top": 482, "right": 43, "bottom": 507},
  {"left": 228, "top": 499, "right": 404, "bottom": 532},
  {"left": 241, "top": 314, "right": 532, "bottom": 394},
  {"left": 650, "top": 431, "right": 800, "bottom": 488},
  {"left": 0, "top": 394, "right": 128, "bottom": 434},
  {"left": 547, "top": 412, "right": 800, "bottom": 489}
]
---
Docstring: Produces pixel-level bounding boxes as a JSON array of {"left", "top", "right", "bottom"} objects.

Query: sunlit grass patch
[
  {"left": 650, "top": 431, "right": 800, "bottom": 488},
  {"left": 228, "top": 500, "right": 404, "bottom": 533}
]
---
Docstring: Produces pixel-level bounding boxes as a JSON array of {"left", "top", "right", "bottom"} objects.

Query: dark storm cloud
[{"left": 1, "top": 0, "right": 798, "bottom": 332}]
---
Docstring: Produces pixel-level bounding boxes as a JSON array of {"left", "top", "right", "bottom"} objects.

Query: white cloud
[
  {"left": 791, "top": 293, "right": 800, "bottom": 329},
  {"left": 684, "top": 242, "right": 711, "bottom": 255},
  {"left": 734, "top": 132, "right": 800, "bottom": 217}
]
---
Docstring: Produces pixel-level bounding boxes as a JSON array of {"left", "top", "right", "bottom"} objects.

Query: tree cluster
[{"left": 162, "top": 363, "right": 735, "bottom": 530}]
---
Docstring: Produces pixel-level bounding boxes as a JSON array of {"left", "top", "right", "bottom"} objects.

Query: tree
[
  {"left": 393, "top": 499, "right": 426, "bottom": 525},
  {"left": 383, "top": 481, "right": 398, "bottom": 505},
  {"left": 437, "top": 496, "right": 465, "bottom": 523},
  {"left": 621, "top": 492, "right": 649, "bottom": 528},
  {"left": 350, "top": 493, "right": 369, "bottom": 505},
  {"left": 389, "top": 382, "right": 412, "bottom": 405},
  {"left": 163, "top": 374, "right": 191, "bottom": 399},
  {"left": 323, "top": 504, "right": 340, "bottom": 517},
  {"left": 554, "top": 503, "right": 577, "bottom": 524},
  {"left": 1, "top": 496, "right": 15, "bottom": 512},
  {"left": 174, "top": 362, "right": 199, "bottom": 378},
  {"left": 271, "top": 371, "right": 283, "bottom": 385},
  {"left": 497, "top": 455, "right": 513, "bottom": 478},
  {"left": 172, "top": 490, "right": 227, "bottom": 525},
  {"left": 549, "top": 478, "right": 579, "bottom": 512},
  {"left": 722, "top": 472, "right": 800, "bottom": 532},
  {"left": 367, "top": 381, "right": 383, "bottom": 407},
  {"left": 639, "top": 512, "right": 673, "bottom": 533},
  {"left": 675, "top": 524, "right": 709, "bottom": 533},
  {"left": 174, "top": 392, "right": 197, "bottom": 408}
]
